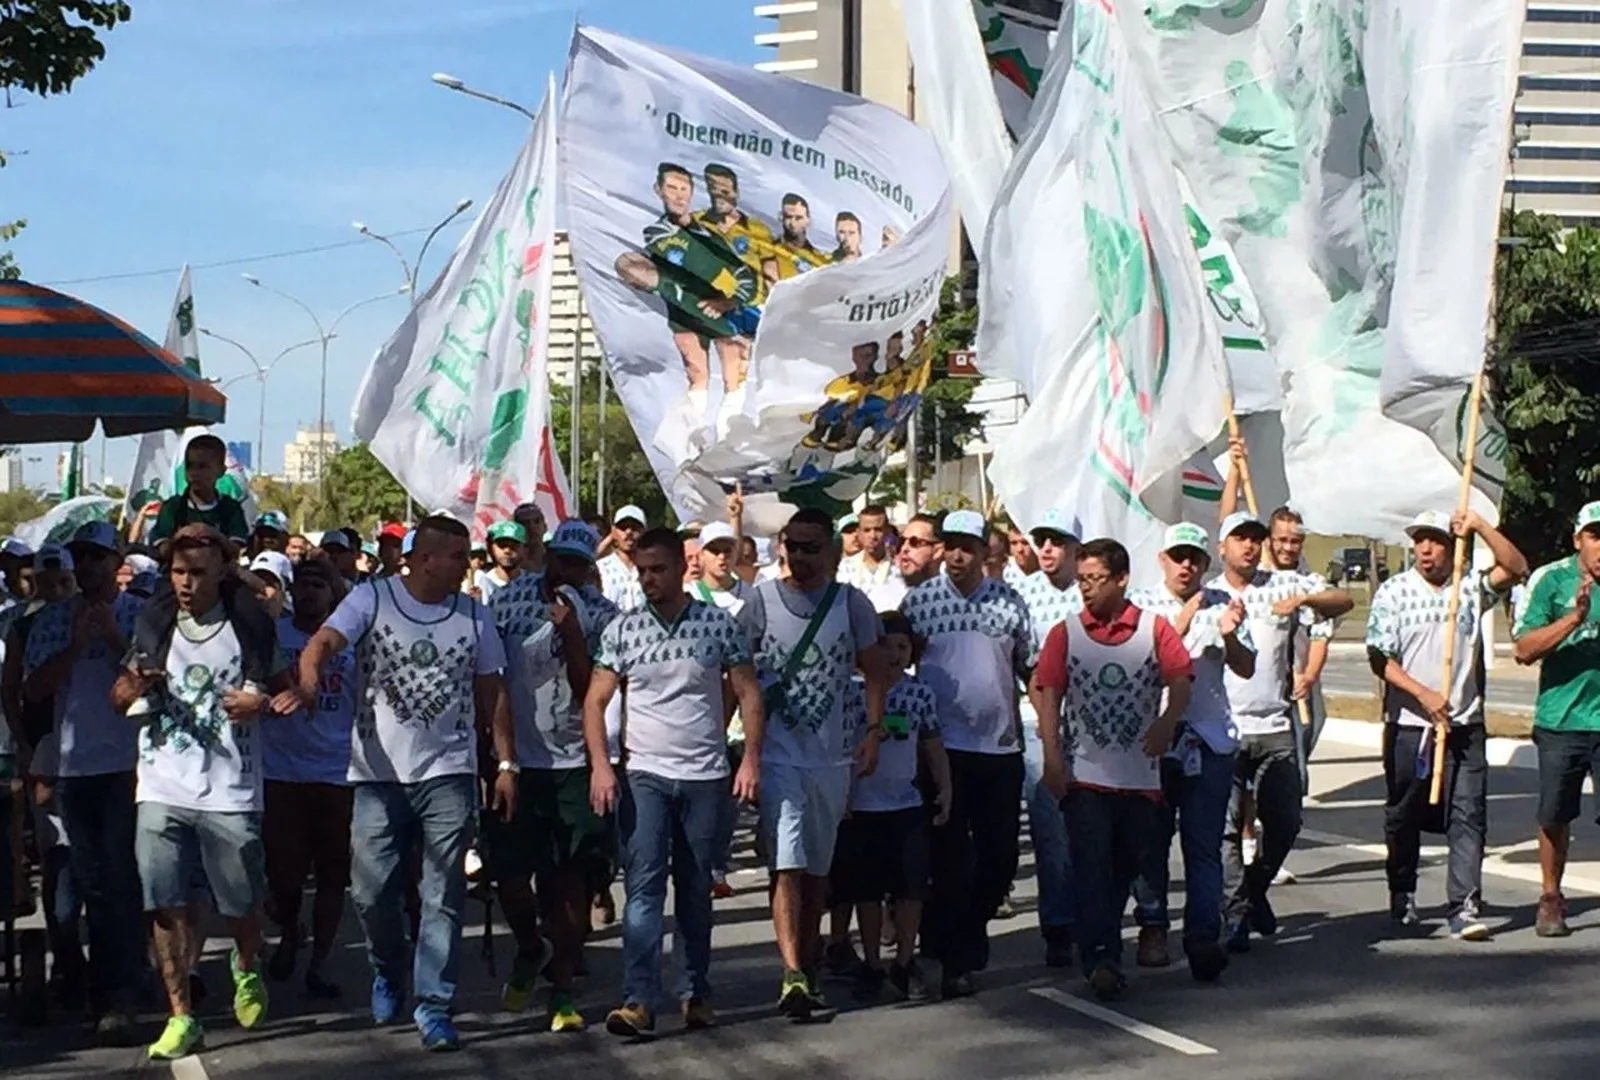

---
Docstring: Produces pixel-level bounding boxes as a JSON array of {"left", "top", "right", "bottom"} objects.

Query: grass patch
[{"left": 1325, "top": 693, "right": 1534, "bottom": 739}]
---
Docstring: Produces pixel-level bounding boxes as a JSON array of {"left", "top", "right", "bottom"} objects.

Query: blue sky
[{"left": 7, "top": 0, "right": 760, "bottom": 487}]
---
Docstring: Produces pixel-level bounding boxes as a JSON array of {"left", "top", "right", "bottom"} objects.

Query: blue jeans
[
  {"left": 1133, "top": 748, "right": 1235, "bottom": 947},
  {"left": 619, "top": 770, "right": 724, "bottom": 1009},
  {"left": 349, "top": 775, "right": 477, "bottom": 1024},
  {"left": 57, "top": 771, "right": 144, "bottom": 1008},
  {"left": 1023, "top": 724, "right": 1074, "bottom": 934},
  {"left": 1062, "top": 786, "right": 1160, "bottom": 977},
  {"left": 712, "top": 744, "right": 743, "bottom": 876}
]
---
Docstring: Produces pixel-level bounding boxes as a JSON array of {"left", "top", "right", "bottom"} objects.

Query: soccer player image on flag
[{"left": 562, "top": 26, "right": 952, "bottom": 527}]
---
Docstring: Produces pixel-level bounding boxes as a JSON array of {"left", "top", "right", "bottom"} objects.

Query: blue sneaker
[
  {"left": 371, "top": 976, "right": 403, "bottom": 1025},
  {"left": 419, "top": 1014, "right": 461, "bottom": 1052}
]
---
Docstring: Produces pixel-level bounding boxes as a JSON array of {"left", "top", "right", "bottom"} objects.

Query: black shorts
[
  {"left": 1534, "top": 727, "right": 1600, "bottom": 828},
  {"left": 828, "top": 807, "right": 930, "bottom": 904}
]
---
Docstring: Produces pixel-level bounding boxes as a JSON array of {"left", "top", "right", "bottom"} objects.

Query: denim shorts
[
  {"left": 758, "top": 761, "right": 851, "bottom": 876},
  {"left": 1534, "top": 728, "right": 1600, "bottom": 829},
  {"left": 136, "top": 801, "right": 265, "bottom": 918}
]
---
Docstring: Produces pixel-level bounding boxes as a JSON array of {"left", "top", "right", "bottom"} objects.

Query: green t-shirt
[
  {"left": 1514, "top": 555, "right": 1600, "bottom": 732},
  {"left": 149, "top": 492, "right": 251, "bottom": 545}
]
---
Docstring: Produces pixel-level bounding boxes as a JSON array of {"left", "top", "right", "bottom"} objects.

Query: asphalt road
[
  {"left": 1321, "top": 644, "right": 1538, "bottom": 713},
  {"left": 7, "top": 736, "right": 1600, "bottom": 1080}
]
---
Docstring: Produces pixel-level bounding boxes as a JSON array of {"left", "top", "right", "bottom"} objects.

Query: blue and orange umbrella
[{"left": 0, "top": 280, "right": 226, "bottom": 443}]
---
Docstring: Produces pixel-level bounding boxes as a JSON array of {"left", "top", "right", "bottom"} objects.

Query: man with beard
[
  {"left": 695, "top": 163, "right": 777, "bottom": 303},
  {"left": 832, "top": 211, "right": 863, "bottom": 262},
  {"left": 768, "top": 194, "right": 832, "bottom": 282}
]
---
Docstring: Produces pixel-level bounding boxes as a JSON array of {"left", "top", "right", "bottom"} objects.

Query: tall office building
[
  {"left": 0, "top": 451, "right": 23, "bottom": 494},
  {"left": 548, "top": 231, "right": 603, "bottom": 388},
  {"left": 282, "top": 424, "right": 340, "bottom": 485},
  {"left": 1514, "top": 3, "right": 1600, "bottom": 221},
  {"left": 754, "top": 0, "right": 912, "bottom": 112}
]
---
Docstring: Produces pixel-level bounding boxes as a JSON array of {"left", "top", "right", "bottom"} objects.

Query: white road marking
[
  {"left": 1028, "top": 987, "right": 1218, "bottom": 1056},
  {"left": 1301, "top": 827, "right": 1600, "bottom": 898},
  {"left": 171, "top": 1057, "right": 210, "bottom": 1080},
  {"left": 1306, "top": 792, "right": 1532, "bottom": 811}
]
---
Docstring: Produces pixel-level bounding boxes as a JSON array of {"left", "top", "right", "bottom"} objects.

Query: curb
[{"left": 1321, "top": 716, "right": 1538, "bottom": 772}]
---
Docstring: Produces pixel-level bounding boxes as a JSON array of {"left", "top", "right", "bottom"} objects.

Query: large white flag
[
  {"left": 561, "top": 26, "right": 951, "bottom": 529},
  {"left": 353, "top": 76, "right": 572, "bottom": 537},
  {"left": 124, "top": 266, "right": 199, "bottom": 518},
  {"left": 1375, "top": 2, "right": 1522, "bottom": 504},
  {"left": 983, "top": 0, "right": 1231, "bottom": 585},
  {"left": 1114, "top": 0, "right": 1500, "bottom": 538}
]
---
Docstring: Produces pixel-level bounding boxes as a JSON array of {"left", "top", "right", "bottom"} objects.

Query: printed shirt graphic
[
  {"left": 1128, "top": 584, "right": 1253, "bottom": 755},
  {"left": 598, "top": 553, "right": 646, "bottom": 612},
  {"left": 1017, "top": 570, "right": 1085, "bottom": 654},
  {"left": 1269, "top": 566, "right": 1338, "bottom": 670},
  {"left": 1515, "top": 556, "right": 1600, "bottom": 733},
  {"left": 136, "top": 611, "right": 277, "bottom": 813},
  {"left": 491, "top": 573, "right": 619, "bottom": 769},
  {"left": 1210, "top": 569, "right": 1314, "bottom": 736},
  {"left": 690, "top": 576, "right": 751, "bottom": 617},
  {"left": 595, "top": 600, "right": 751, "bottom": 782},
  {"left": 22, "top": 593, "right": 145, "bottom": 777},
  {"left": 325, "top": 578, "right": 505, "bottom": 784},
  {"left": 264, "top": 619, "right": 356, "bottom": 785},
  {"left": 837, "top": 552, "right": 905, "bottom": 612},
  {"left": 642, "top": 213, "right": 758, "bottom": 340},
  {"left": 900, "top": 575, "right": 1032, "bottom": 755},
  {"left": 850, "top": 674, "right": 940, "bottom": 813},
  {"left": 693, "top": 208, "right": 776, "bottom": 305},
  {"left": 742, "top": 579, "right": 881, "bottom": 768},
  {"left": 769, "top": 237, "right": 833, "bottom": 280},
  {"left": 1367, "top": 567, "right": 1503, "bottom": 728},
  {"left": 1063, "top": 610, "right": 1166, "bottom": 793}
]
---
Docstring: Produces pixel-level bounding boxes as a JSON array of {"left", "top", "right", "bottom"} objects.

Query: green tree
[
  {"left": 871, "top": 277, "right": 988, "bottom": 505},
  {"left": 322, "top": 444, "right": 408, "bottom": 531},
  {"left": 1490, "top": 210, "right": 1600, "bottom": 568},
  {"left": 0, "top": 488, "right": 46, "bottom": 535},
  {"left": 549, "top": 370, "right": 675, "bottom": 526},
  {"left": 0, "top": 2, "right": 132, "bottom": 275}
]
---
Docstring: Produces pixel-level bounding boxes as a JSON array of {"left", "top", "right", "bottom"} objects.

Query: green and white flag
[
  {"left": 982, "top": 0, "right": 1231, "bottom": 588},
  {"left": 353, "top": 76, "right": 572, "bottom": 539},
  {"left": 1114, "top": 0, "right": 1504, "bottom": 537},
  {"left": 124, "top": 265, "right": 200, "bottom": 519}
]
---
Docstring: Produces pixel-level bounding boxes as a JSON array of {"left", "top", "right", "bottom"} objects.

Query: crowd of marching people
[{"left": 5, "top": 431, "right": 1600, "bottom": 1062}]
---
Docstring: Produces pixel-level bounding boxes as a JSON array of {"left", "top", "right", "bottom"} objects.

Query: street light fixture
[
  {"left": 200, "top": 328, "right": 323, "bottom": 475},
  {"left": 430, "top": 71, "right": 538, "bottom": 121},
  {"left": 240, "top": 273, "right": 409, "bottom": 500},
  {"left": 353, "top": 198, "right": 474, "bottom": 296}
]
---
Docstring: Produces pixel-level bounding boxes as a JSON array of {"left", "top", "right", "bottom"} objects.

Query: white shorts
[{"left": 759, "top": 761, "right": 851, "bottom": 876}]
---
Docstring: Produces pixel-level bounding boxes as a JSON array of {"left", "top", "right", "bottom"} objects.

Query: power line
[{"left": 40, "top": 225, "right": 444, "bottom": 287}]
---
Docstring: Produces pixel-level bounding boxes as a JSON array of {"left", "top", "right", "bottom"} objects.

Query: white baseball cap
[
  {"left": 612, "top": 504, "right": 646, "bottom": 527},
  {"left": 700, "top": 522, "right": 737, "bottom": 547},
  {"left": 1161, "top": 522, "right": 1211, "bottom": 553},
  {"left": 1403, "top": 510, "right": 1454, "bottom": 540},
  {"left": 250, "top": 551, "right": 295, "bottom": 586},
  {"left": 939, "top": 509, "right": 988, "bottom": 541},
  {"left": 1219, "top": 511, "right": 1267, "bottom": 540},
  {"left": 1029, "top": 508, "right": 1080, "bottom": 541}
]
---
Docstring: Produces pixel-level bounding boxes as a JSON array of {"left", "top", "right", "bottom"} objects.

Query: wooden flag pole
[{"left": 1429, "top": 367, "right": 1487, "bottom": 805}]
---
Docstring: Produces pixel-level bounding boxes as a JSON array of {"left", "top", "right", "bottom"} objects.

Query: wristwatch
[{"left": 497, "top": 760, "right": 521, "bottom": 776}]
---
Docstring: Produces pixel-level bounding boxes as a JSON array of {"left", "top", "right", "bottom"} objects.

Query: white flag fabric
[
  {"left": 983, "top": 0, "right": 1231, "bottom": 584},
  {"left": 16, "top": 495, "right": 117, "bottom": 551},
  {"left": 124, "top": 266, "right": 200, "bottom": 519},
  {"left": 1375, "top": 2, "right": 1522, "bottom": 504},
  {"left": 1114, "top": 0, "right": 1500, "bottom": 538},
  {"left": 354, "top": 76, "right": 572, "bottom": 537},
  {"left": 561, "top": 26, "right": 951, "bottom": 528},
  {"left": 978, "top": 1, "right": 1065, "bottom": 137}
]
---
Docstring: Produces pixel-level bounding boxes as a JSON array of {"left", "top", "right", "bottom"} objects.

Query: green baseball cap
[
  {"left": 1162, "top": 522, "right": 1210, "bottom": 552},
  {"left": 1577, "top": 501, "right": 1600, "bottom": 533},
  {"left": 487, "top": 521, "right": 528, "bottom": 545}
]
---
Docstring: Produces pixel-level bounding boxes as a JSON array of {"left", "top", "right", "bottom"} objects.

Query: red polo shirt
[{"left": 1033, "top": 600, "right": 1193, "bottom": 692}]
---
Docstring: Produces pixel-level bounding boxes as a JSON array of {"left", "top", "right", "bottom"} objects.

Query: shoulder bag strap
[{"left": 775, "top": 582, "right": 840, "bottom": 691}]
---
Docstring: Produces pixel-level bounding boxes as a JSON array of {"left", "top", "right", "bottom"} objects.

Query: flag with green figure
[
  {"left": 123, "top": 266, "right": 202, "bottom": 520},
  {"left": 354, "top": 74, "right": 571, "bottom": 538},
  {"left": 982, "top": 0, "right": 1231, "bottom": 590}
]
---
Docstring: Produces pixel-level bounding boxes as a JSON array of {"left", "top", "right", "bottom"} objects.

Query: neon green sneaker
[
  {"left": 549, "top": 990, "right": 584, "bottom": 1033},
  {"left": 147, "top": 1014, "right": 204, "bottom": 1060},
  {"left": 501, "top": 952, "right": 541, "bottom": 1013},
  {"left": 778, "top": 969, "right": 811, "bottom": 1019},
  {"left": 231, "top": 949, "right": 269, "bottom": 1029}
]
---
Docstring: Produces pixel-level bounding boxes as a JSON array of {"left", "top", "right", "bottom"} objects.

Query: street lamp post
[
  {"left": 202, "top": 329, "right": 323, "bottom": 476},
  {"left": 240, "top": 275, "right": 409, "bottom": 502},
  {"left": 431, "top": 72, "right": 539, "bottom": 122}
]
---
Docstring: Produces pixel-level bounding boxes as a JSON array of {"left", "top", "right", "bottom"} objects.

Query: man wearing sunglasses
[
  {"left": 902, "top": 510, "right": 1032, "bottom": 998},
  {"left": 1128, "top": 523, "right": 1253, "bottom": 981},
  {"left": 1017, "top": 508, "right": 1083, "bottom": 969},
  {"left": 893, "top": 514, "right": 943, "bottom": 594},
  {"left": 739, "top": 508, "right": 889, "bottom": 1018}
]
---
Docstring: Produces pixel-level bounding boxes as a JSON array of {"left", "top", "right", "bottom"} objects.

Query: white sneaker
[{"left": 1272, "top": 864, "right": 1297, "bottom": 886}]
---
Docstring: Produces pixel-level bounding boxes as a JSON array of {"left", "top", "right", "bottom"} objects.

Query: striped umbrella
[{"left": 0, "top": 280, "right": 226, "bottom": 443}]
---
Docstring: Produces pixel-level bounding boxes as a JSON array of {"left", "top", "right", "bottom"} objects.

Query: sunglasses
[
  {"left": 902, "top": 536, "right": 937, "bottom": 550},
  {"left": 783, "top": 538, "right": 825, "bottom": 555}
]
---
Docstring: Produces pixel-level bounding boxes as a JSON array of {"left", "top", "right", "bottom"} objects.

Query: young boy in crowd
[{"left": 830, "top": 612, "right": 951, "bottom": 1002}]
